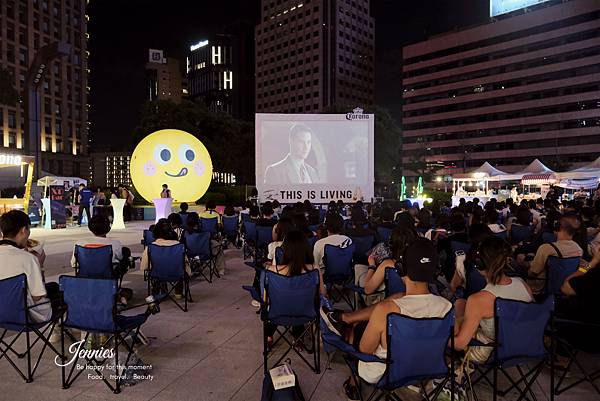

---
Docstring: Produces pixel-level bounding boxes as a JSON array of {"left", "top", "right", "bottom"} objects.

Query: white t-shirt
[
  {"left": 71, "top": 236, "right": 124, "bottom": 267},
  {"left": 0, "top": 244, "right": 51, "bottom": 323},
  {"left": 313, "top": 234, "right": 352, "bottom": 268},
  {"left": 267, "top": 241, "right": 283, "bottom": 261}
]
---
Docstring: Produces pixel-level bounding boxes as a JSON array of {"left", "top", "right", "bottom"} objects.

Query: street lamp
[{"left": 24, "top": 42, "right": 71, "bottom": 181}]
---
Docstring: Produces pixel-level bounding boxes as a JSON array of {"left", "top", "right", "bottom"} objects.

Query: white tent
[
  {"left": 452, "top": 162, "right": 508, "bottom": 181},
  {"left": 557, "top": 156, "right": 600, "bottom": 179}
]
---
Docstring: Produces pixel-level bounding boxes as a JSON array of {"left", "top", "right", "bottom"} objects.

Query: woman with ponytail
[{"left": 453, "top": 236, "right": 533, "bottom": 363}]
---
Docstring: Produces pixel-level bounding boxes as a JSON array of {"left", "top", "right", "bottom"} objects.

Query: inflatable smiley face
[{"left": 130, "top": 129, "right": 213, "bottom": 202}]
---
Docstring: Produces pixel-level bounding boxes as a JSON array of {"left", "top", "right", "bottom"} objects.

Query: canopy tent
[
  {"left": 452, "top": 162, "right": 508, "bottom": 181},
  {"left": 556, "top": 156, "right": 600, "bottom": 180},
  {"left": 37, "top": 176, "right": 88, "bottom": 198},
  {"left": 555, "top": 178, "right": 599, "bottom": 190}
]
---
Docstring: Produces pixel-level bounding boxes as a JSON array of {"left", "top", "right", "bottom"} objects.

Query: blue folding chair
[
  {"left": 243, "top": 220, "right": 257, "bottom": 260},
  {"left": 146, "top": 243, "right": 190, "bottom": 312},
  {"left": 493, "top": 230, "right": 508, "bottom": 240},
  {"left": 59, "top": 275, "right": 151, "bottom": 394},
  {"left": 542, "top": 231, "right": 557, "bottom": 244},
  {"left": 274, "top": 246, "right": 284, "bottom": 266},
  {"left": 74, "top": 245, "right": 114, "bottom": 279},
  {"left": 450, "top": 241, "right": 471, "bottom": 254},
  {"left": 262, "top": 270, "right": 321, "bottom": 374},
  {"left": 256, "top": 225, "right": 274, "bottom": 261},
  {"left": 222, "top": 215, "right": 238, "bottom": 243},
  {"left": 200, "top": 216, "right": 218, "bottom": 235},
  {"left": 0, "top": 274, "right": 62, "bottom": 383},
  {"left": 470, "top": 297, "right": 554, "bottom": 401},
  {"left": 376, "top": 226, "right": 393, "bottom": 244},
  {"left": 179, "top": 213, "right": 189, "bottom": 229},
  {"left": 350, "top": 235, "right": 375, "bottom": 265},
  {"left": 321, "top": 309, "right": 455, "bottom": 401},
  {"left": 323, "top": 243, "right": 356, "bottom": 309},
  {"left": 545, "top": 256, "right": 579, "bottom": 296},
  {"left": 141, "top": 229, "right": 155, "bottom": 247},
  {"left": 464, "top": 264, "right": 487, "bottom": 297},
  {"left": 384, "top": 267, "right": 406, "bottom": 297},
  {"left": 510, "top": 225, "right": 534, "bottom": 245},
  {"left": 307, "top": 235, "right": 318, "bottom": 252},
  {"left": 185, "top": 231, "right": 217, "bottom": 283}
]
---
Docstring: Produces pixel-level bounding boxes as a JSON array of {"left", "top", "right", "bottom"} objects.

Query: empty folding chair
[
  {"left": 321, "top": 308, "right": 456, "bottom": 401},
  {"left": 146, "top": 243, "right": 190, "bottom": 312},
  {"left": 0, "top": 274, "right": 62, "bottom": 383},
  {"left": 59, "top": 276, "right": 152, "bottom": 394},
  {"left": 323, "top": 243, "right": 356, "bottom": 309},
  {"left": 185, "top": 231, "right": 217, "bottom": 282},
  {"left": 470, "top": 296, "right": 554, "bottom": 401},
  {"left": 262, "top": 270, "right": 321, "bottom": 374}
]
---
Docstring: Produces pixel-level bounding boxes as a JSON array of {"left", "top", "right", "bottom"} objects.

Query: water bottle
[{"left": 145, "top": 295, "right": 160, "bottom": 315}]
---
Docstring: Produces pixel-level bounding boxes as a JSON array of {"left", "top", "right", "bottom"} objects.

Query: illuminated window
[
  {"left": 223, "top": 71, "right": 233, "bottom": 89},
  {"left": 212, "top": 46, "right": 221, "bottom": 65}
]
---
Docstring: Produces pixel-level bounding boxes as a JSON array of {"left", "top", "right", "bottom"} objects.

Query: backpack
[{"left": 260, "top": 371, "right": 305, "bottom": 401}]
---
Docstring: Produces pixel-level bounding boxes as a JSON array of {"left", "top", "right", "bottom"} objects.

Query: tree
[
  {"left": 404, "top": 145, "right": 437, "bottom": 184},
  {"left": 134, "top": 100, "right": 255, "bottom": 184},
  {"left": 0, "top": 67, "right": 18, "bottom": 106},
  {"left": 321, "top": 104, "right": 401, "bottom": 189}
]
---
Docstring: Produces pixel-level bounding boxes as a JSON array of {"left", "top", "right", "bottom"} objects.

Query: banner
[
  {"left": 49, "top": 185, "right": 67, "bottom": 229},
  {"left": 256, "top": 112, "right": 374, "bottom": 203}
]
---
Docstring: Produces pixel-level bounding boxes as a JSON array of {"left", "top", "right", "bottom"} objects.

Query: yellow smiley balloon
[{"left": 130, "top": 129, "right": 213, "bottom": 203}]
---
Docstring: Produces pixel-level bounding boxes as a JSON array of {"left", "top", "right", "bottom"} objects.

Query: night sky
[{"left": 87, "top": 0, "right": 489, "bottom": 150}]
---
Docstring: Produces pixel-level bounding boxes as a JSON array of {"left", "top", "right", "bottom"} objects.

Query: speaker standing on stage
[{"left": 161, "top": 183, "right": 171, "bottom": 198}]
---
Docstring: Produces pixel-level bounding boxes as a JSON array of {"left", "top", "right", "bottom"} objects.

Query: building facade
[
  {"left": 0, "top": 0, "right": 89, "bottom": 178},
  {"left": 90, "top": 150, "right": 131, "bottom": 189},
  {"left": 402, "top": 0, "right": 600, "bottom": 176},
  {"left": 255, "top": 0, "right": 374, "bottom": 113},
  {"left": 187, "top": 36, "right": 235, "bottom": 115},
  {"left": 146, "top": 49, "right": 183, "bottom": 103}
]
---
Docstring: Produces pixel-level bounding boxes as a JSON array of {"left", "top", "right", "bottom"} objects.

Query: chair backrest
[
  {"left": 510, "top": 225, "right": 534, "bottom": 245},
  {"left": 493, "top": 296, "right": 554, "bottom": 367},
  {"left": 201, "top": 217, "right": 218, "bottom": 234},
  {"left": 60, "top": 275, "right": 117, "bottom": 333},
  {"left": 143, "top": 229, "right": 155, "bottom": 246},
  {"left": 180, "top": 213, "right": 189, "bottom": 229},
  {"left": 545, "top": 256, "right": 580, "bottom": 295},
  {"left": 307, "top": 235, "right": 318, "bottom": 251},
  {"left": 383, "top": 310, "right": 454, "bottom": 389},
  {"left": 244, "top": 220, "right": 257, "bottom": 241},
  {"left": 384, "top": 268, "right": 406, "bottom": 297},
  {"left": 323, "top": 243, "right": 356, "bottom": 283},
  {"left": 493, "top": 231, "right": 508, "bottom": 240},
  {"left": 350, "top": 235, "right": 375, "bottom": 261},
  {"left": 74, "top": 244, "right": 113, "bottom": 279},
  {"left": 377, "top": 227, "right": 393, "bottom": 244},
  {"left": 264, "top": 270, "right": 320, "bottom": 326},
  {"left": 465, "top": 265, "right": 487, "bottom": 297},
  {"left": 450, "top": 241, "right": 471, "bottom": 254},
  {"left": 222, "top": 215, "right": 238, "bottom": 235},
  {"left": 0, "top": 274, "right": 27, "bottom": 327},
  {"left": 542, "top": 231, "right": 557, "bottom": 244},
  {"left": 185, "top": 232, "right": 211, "bottom": 260},
  {"left": 148, "top": 243, "right": 186, "bottom": 281},
  {"left": 256, "top": 225, "right": 274, "bottom": 249}
]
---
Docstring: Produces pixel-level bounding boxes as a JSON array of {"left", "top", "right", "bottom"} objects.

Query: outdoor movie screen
[{"left": 255, "top": 112, "right": 374, "bottom": 203}]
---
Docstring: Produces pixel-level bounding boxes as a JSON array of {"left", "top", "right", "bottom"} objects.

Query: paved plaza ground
[{"left": 0, "top": 222, "right": 597, "bottom": 400}]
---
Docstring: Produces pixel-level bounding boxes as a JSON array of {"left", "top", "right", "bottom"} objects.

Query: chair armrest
[{"left": 344, "top": 283, "right": 365, "bottom": 295}]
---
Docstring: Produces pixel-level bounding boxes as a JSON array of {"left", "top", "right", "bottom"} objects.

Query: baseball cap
[{"left": 404, "top": 238, "right": 439, "bottom": 282}]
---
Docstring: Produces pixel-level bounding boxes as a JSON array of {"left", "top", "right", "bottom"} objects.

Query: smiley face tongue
[{"left": 165, "top": 167, "right": 188, "bottom": 177}]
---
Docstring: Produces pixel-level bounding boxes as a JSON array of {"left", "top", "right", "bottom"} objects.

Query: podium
[
  {"left": 111, "top": 199, "right": 126, "bottom": 230},
  {"left": 41, "top": 198, "right": 52, "bottom": 230},
  {"left": 153, "top": 198, "right": 173, "bottom": 223}
]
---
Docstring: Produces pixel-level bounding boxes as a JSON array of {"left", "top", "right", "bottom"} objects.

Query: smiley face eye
[
  {"left": 179, "top": 144, "right": 195, "bottom": 164},
  {"left": 154, "top": 145, "right": 172, "bottom": 165}
]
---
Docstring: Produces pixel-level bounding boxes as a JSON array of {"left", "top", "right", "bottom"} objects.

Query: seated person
[
  {"left": 416, "top": 208, "right": 433, "bottom": 237},
  {"left": 184, "top": 212, "right": 201, "bottom": 235},
  {"left": 375, "top": 206, "right": 396, "bottom": 230},
  {"left": 267, "top": 217, "right": 295, "bottom": 263},
  {"left": 517, "top": 213, "right": 583, "bottom": 293},
  {"left": 184, "top": 212, "right": 227, "bottom": 276},
  {"left": 450, "top": 224, "right": 493, "bottom": 295},
  {"left": 508, "top": 207, "right": 533, "bottom": 244},
  {"left": 485, "top": 208, "right": 506, "bottom": 234},
  {"left": 256, "top": 202, "right": 277, "bottom": 228},
  {"left": 453, "top": 237, "right": 533, "bottom": 365},
  {"left": 313, "top": 213, "right": 352, "bottom": 269},
  {"left": 168, "top": 213, "right": 185, "bottom": 241},
  {"left": 0, "top": 210, "right": 59, "bottom": 322},
  {"left": 344, "top": 206, "right": 374, "bottom": 237},
  {"left": 179, "top": 202, "right": 189, "bottom": 217},
  {"left": 71, "top": 215, "right": 131, "bottom": 278},
  {"left": 292, "top": 212, "right": 315, "bottom": 240},
  {"left": 357, "top": 227, "right": 416, "bottom": 296},
  {"left": 438, "top": 212, "right": 470, "bottom": 281},
  {"left": 322, "top": 238, "right": 451, "bottom": 398},
  {"left": 199, "top": 200, "right": 221, "bottom": 227}
]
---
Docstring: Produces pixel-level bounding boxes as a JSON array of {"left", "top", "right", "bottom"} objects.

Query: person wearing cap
[{"left": 322, "top": 238, "right": 452, "bottom": 397}]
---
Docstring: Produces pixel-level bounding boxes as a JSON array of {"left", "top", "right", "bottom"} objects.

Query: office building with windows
[
  {"left": 0, "top": 0, "right": 89, "bottom": 178},
  {"left": 402, "top": 0, "right": 600, "bottom": 175},
  {"left": 146, "top": 49, "right": 184, "bottom": 103},
  {"left": 255, "top": 0, "right": 374, "bottom": 113},
  {"left": 90, "top": 150, "right": 131, "bottom": 189}
]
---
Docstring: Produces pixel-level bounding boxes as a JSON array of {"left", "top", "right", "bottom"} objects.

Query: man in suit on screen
[{"left": 264, "top": 123, "right": 320, "bottom": 184}]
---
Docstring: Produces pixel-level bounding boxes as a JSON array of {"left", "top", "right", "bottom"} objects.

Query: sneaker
[
  {"left": 343, "top": 378, "right": 360, "bottom": 401},
  {"left": 434, "top": 378, "right": 467, "bottom": 401},
  {"left": 320, "top": 307, "right": 347, "bottom": 337},
  {"left": 251, "top": 300, "right": 261, "bottom": 308}
]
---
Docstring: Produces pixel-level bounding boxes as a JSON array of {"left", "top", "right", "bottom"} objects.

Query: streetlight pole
[{"left": 24, "top": 42, "right": 70, "bottom": 182}]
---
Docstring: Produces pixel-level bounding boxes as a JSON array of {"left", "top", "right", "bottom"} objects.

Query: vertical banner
[
  {"left": 49, "top": 185, "right": 67, "bottom": 229},
  {"left": 255, "top": 111, "right": 375, "bottom": 203}
]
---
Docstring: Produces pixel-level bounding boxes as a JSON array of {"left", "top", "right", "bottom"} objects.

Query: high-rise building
[
  {"left": 146, "top": 49, "right": 183, "bottom": 103},
  {"left": 402, "top": 0, "right": 600, "bottom": 175},
  {"left": 255, "top": 0, "right": 374, "bottom": 113},
  {"left": 90, "top": 150, "right": 131, "bottom": 189},
  {"left": 0, "top": 0, "right": 90, "bottom": 178},
  {"left": 187, "top": 36, "right": 235, "bottom": 115}
]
